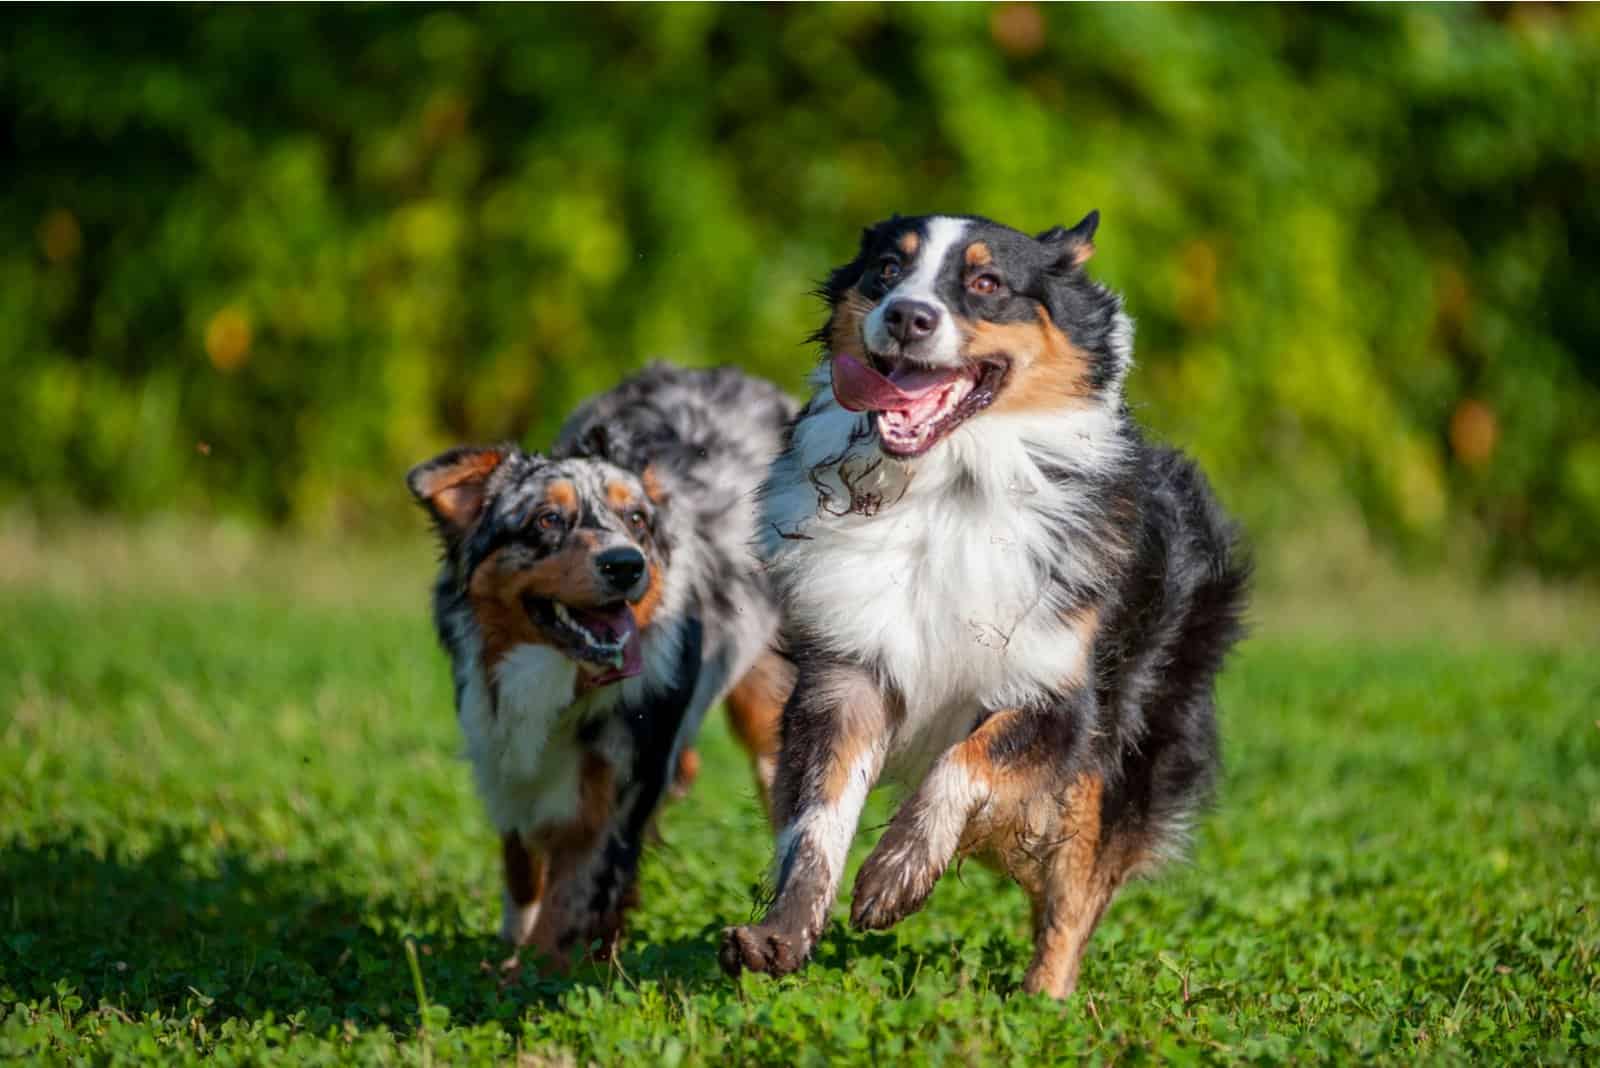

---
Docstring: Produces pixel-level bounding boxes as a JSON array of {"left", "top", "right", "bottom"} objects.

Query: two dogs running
[{"left": 408, "top": 212, "right": 1248, "bottom": 998}]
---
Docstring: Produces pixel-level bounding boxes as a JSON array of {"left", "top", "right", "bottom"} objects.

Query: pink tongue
[
  {"left": 831, "top": 353, "right": 962, "bottom": 413},
  {"left": 573, "top": 605, "right": 643, "bottom": 683}
]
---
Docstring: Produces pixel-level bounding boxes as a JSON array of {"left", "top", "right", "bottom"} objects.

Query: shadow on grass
[{"left": 0, "top": 833, "right": 728, "bottom": 1029}]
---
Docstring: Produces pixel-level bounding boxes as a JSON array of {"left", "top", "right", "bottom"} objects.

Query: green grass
[{"left": 2, "top": 523, "right": 1597, "bottom": 1064}]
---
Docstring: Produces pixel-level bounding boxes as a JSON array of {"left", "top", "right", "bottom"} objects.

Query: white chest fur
[
  {"left": 762, "top": 388, "right": 1124, "bottom": 782},
  {"left": 455, "top": 641, "right": 591, "bottom": 834},
  {"left": 444, "top": 586, "right": 691, "bottom": 837}
]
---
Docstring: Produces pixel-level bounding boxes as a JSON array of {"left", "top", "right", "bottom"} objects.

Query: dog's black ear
[
  {"left": 574, "top": 422, "right": 637, "bottom": 469},
  {"left": 1038, "top": 210, "right": 1099, "bottom": 270},
  {"left": 406, "top": 445, "right": 509, "bottom": 538},
  {"left": 578, "top": 424, "right": 611, "bottom": 460}
]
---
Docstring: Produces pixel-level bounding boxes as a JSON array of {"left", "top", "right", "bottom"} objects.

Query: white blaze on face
[{"left": 863, "top": 216, "right": 970, "bottom": 368}]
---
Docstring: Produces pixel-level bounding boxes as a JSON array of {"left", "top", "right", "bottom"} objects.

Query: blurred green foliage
[{"left": 4, "top": 5, "right": 1598, "bottom": 570}]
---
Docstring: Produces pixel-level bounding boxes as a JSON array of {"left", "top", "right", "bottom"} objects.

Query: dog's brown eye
[
  {"left": 627, "top": 509, "right": 649, "bottom": 534},
  {"left": 535, "top": 511, "right": 564, "bottom": 532},
  {"left": 879, "top": 259, "right": 902, "bottom": 283},
  {"left": 969, "top": 274, "right": 1001, "bottom": 295}
]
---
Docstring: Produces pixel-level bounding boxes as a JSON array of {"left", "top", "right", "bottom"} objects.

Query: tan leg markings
[
  {"left": 852, "top": 706, "right": 1144, "bottom": 999},
  {"left": 724, "top": 649, "right": 796, "bottom": 822},
  {"left": 1013, "top": 775, "right": 1144, "bottom": 998},
  {"left": 851, "top": 707, "right": 1034, "bottom": 931},
  {"left": 720, "top": 665, "right": 890, "bottom": 978}
]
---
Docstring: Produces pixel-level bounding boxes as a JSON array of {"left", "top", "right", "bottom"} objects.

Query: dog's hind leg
[
  {"left": 719, "top": 662, "right": 888, "bottom": 978},
  {"left": 1016, "top": 777, "right": 1147, "bottom": 999},
  {"left": 724, "top": 648, "right": 797, "bottom": 823}
]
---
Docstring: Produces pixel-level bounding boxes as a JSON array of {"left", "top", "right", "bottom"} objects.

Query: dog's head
[
  {"left": 407, "top": 447, "right": 668, "bottom": 686},
  {"left": 818, "top": 212, "right": 1129, "bottom": 458}
]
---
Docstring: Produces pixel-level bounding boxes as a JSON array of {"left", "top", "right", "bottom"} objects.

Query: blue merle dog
[{"left": 409, "top": 364, "right": 796, "bottom": 967}]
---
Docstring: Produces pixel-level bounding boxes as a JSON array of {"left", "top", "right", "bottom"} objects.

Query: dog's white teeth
[
  {"left": 550, "top": 601, "right": 626, "bottom": 657},
  {"left": 553, "top": 603, "right": 598, "bottom": 640}
]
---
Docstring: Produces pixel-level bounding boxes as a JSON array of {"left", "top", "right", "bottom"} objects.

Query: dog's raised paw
[
  {"left": 850, "top": 847, "right": 938, "bottom": 931},
  {"left": 719, "top": 924, "right": 806, "bottom": 977}
]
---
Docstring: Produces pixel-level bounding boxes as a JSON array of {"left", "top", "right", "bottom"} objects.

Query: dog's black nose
[
  {"left": 595, "top": 547, "right": 646, "bottom": 590},
  {"left": 883, "top": 300, "right": 940, "bottom": 345}
]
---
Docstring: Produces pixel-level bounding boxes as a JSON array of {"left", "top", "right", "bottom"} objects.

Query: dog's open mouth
[
  {"left": 523, "top": 595, "right": 643, "bottom": 685},
  {"left": 831, "top": 352, "right": 1010, "bottom": 459}
]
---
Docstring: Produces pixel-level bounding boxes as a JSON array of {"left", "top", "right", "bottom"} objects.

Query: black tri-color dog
[
  {"left": 409, "top": 364, "right": 795, "bottom": 967},
  {"left": 719, "top": 213, "right": 1249, "bottom": 998}
]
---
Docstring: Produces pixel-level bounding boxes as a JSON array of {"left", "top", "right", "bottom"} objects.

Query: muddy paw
[
  {"left": 850, "top": 844, "right": 939, "bottom": 931},
  {"left": 718, "top": 924, "right": 808, "bottom": 978}
]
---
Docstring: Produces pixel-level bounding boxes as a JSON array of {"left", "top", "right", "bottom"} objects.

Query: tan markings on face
[
  {"left": 467, "top": 537, "right": 612, "bottom": 669},
  {"left": 629, "top": 560, "right": 665, "bottom": 631},
  {"left": 898, "top": 231, "right": 921, "bottom": 257},
  {"left": 969, "top": 306, "right": 1094, "bottom": 415},
  {"left": 605, "top": 481, "right": 633, "bottom": 510},
  {"left": 546, "top": 480, "right": 577, "bottom": 513},
  {"left": 467, "top": 548, "right": 548, "bottom": 670},
  {"left": 964, "top": 241, "right": 992, "bottom": 268},
  {"left": 641, "top": 464, "right": 668, "bottom": 504},
  {"left": 829, "top": 289, "right": 878, "bottom": 358}
]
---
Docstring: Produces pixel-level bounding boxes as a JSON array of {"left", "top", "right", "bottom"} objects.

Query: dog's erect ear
[
  {"left": 1038, "top": 210, "right": 1099, "bottom": 270},
  {"left": 406, "top": 446, "right": 508, "bottom": 537}
]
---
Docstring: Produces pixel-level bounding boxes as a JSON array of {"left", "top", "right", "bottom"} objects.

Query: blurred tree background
[{"left": 4, "top": 4, "right": 1598, "bottom": 574}]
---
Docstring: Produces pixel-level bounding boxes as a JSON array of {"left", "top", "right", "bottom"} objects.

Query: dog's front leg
[
  {"left": 500, "top": 831, "right": 547, "bottom": 948},
  {"left": 850, "top": 702, "right": 1082, "bottom": 933},
  {"left": 719, "top": 662, "right": 888, "bottom": 978}
]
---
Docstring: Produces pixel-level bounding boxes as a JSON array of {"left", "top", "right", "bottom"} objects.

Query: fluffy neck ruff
[{"left": 758, "top": 361, "right": 1135, "bottom": 730}]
